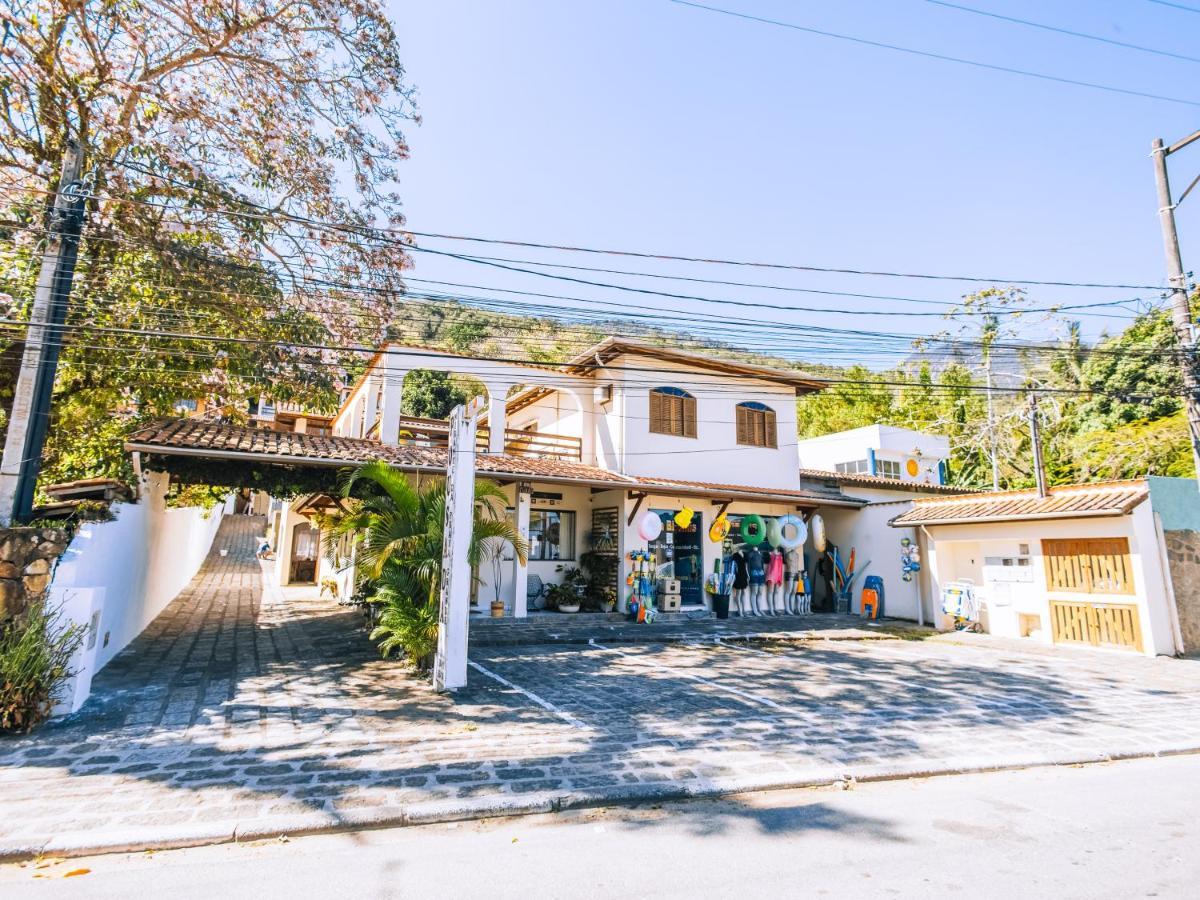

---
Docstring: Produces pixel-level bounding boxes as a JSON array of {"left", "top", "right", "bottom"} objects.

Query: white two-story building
[{"left": 128, "top": 337, "right": 885, "bottom": 617}]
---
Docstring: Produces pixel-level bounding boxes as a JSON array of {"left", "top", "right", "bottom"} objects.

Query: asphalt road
[{"left": 4, "top": 755, "right": 1198, "bottom": 899}]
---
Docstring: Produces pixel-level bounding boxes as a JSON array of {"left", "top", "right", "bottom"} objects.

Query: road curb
[{"left": 5, "top": 743, "right": 1199, "bottom": 862}]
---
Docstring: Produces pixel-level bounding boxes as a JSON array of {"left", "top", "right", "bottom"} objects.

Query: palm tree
[{"left": 326, "top": 461, "right": 527, "bottom": 666}]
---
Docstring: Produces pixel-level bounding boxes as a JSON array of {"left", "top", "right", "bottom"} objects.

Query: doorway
[
  {"left": 289, "top": 522, "right": 319, "bottom": 584},
  {"left": 650, "top": 509, "right": 704, "bottom": 606}
]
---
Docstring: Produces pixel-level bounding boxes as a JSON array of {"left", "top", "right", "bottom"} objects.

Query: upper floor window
[
  {"left": 876, "top": 459, "right": 902, "bottom": 479},
  {"left": 836, "top": 459, "right": 871, "bottom": 475},
  {"left": 735, "top": 402, "right": 777, "bottom": 448},
  {"left": 649, "top": 387, "right": 697, "bottom": 438}
]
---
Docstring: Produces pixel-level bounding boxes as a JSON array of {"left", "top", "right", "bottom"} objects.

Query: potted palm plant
[{"left": 326, "top": 461, "right": 528, "bottom": 669}]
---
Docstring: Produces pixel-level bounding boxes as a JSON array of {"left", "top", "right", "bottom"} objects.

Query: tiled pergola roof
[{"left": 126, "top": 418, "right": 861, "bottom": 507}]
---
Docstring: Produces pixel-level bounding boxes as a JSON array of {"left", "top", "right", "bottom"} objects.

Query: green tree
[
  {"left": 400, "top": 370, "right": 469, "bottom": 420},
  {"left": 0, "top": 0, "right": 415, "bottom": 489}
]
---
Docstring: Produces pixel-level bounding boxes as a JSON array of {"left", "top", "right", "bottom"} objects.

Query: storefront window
[{"left": 528, "top": 510, "right": 576, "bottom": 560}]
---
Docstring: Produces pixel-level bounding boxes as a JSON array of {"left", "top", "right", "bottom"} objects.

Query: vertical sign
[{"left": 433, "top": 403, "right": 477, "bottom": 692}]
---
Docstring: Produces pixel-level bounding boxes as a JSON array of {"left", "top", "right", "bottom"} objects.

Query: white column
[
  {"left": 434, "top": 404, "right": 477, "bottom": 692},
  {"left": 512, "top": 482, "right": 531, "bottom": 618},
  {"left": 488, "top": 394, "right": 507, "bottom": 455},
  {"left": 379, "top": 361, "right": 404, "bottom": 445},
  {"left": 274, "top": 504, "right": 292, "bottom": 586}
]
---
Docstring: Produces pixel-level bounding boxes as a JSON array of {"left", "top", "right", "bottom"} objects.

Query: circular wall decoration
[
  {"left": 739, "top": 514, "right": 766, "bottom": 545},
  {"left": 637, "top": 511, "right": 663, "bottom": 542},
  {"left": 905, "top": 458, "right": 920, "bottom": 477},
  {"left": 811, "top": 514, "right": 827, "bottom": 553}
]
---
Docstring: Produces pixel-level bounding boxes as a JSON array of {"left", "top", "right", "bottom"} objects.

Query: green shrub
[
  {"left": 369, "top": 595, "right": 439, "bottom": 671},
  {"left": 0, "top": 601, "right": 86, "bottom": 734}
]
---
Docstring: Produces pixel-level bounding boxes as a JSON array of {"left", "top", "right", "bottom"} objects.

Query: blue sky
[{"left": 388, "top": 0, "right": 1200, "bottom": 365}]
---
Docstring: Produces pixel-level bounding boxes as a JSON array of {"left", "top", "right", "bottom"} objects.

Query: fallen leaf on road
[
  {"left": 63, "top": 869, "right": 90, "bottom": 878},
  {"left": 511, "top": 837, "right": 519, "bottom": 844}
]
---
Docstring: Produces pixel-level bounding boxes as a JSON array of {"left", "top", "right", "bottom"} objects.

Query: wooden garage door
[
  {"left": 1043, "top": 537, "right": 1141, "bottom": 651},
  {"left": 1049, "top": 600, "right": 1142, "bottom": 652}
]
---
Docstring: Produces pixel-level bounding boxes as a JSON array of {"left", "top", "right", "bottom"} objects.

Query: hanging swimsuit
[
  {"left": 746, "top": 548, "right": 766, "bottom": 586},
  {"left": 785, "top": 549, "right": 804, "bottom": 592},
  {"left": 766, "top": 550, "right": 784, "bottom": 586},
  {"left": 732, "top": 552, "right": 749, "bottom": 590}
]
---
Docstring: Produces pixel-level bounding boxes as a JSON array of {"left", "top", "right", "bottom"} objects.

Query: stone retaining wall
[
  {"left": 1164, "top": 530, "right": 1200, "bottom": 655},
  {"left": 0, "top": 527, "right": 71, "bottom": 620}
]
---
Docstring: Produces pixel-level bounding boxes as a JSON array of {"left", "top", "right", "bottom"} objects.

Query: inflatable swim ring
[
  {"left": 810, "top": 514, "right": 827, "bottom": 553},
  {"left": 739, "top": 514, "right": 766, "bottom": 546},
  {"left": 775, "top": 514, "right": 807, "bottom": 550},
  {"left": 637, "top": 511, "right": 663, "bottom": 542}
]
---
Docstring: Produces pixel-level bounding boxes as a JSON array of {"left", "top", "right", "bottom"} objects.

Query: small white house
[
  {"left": 891, "top": 477, "right": 1200, "bottom": 657},
  {"left": 797, "top": 424, "right": 950, "bottom": 485}
]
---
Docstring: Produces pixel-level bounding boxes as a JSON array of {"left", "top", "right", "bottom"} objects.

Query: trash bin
[{"left": 713, "top": 593, "right": 730, "bottom": 619}]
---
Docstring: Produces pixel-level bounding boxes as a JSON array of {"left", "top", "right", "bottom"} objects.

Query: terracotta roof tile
[
  {"left": 125, "top": 418, "right": 858, "bottom": 506},
  {"left": 889, "top": 480, "right": 1149, "bottom": 526},
  {"left": 799, "top": 468, "right": 969, "bottom": 495}
]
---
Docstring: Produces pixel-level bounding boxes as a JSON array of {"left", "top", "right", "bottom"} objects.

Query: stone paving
[{"left": 3, "top": 514, "right": 1200, "bottom": 858}]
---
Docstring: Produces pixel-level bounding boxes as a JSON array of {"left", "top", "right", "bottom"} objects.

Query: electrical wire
[
  {"left": 100, "top": 160, "right": 1172, "bottom": 291},
  {"left": 668, "top": 0, "right": 1200, "bottom": 108},
  {"left": 926, "top": 0, "right": 1200, "bottom": 64}
]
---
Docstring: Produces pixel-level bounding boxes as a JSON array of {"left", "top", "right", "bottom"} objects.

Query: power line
[
  {"left": 0, "top": 317, "right": 1168, "bottom": 401},
  {"left": 99, "top": 161, "right": 1170, "bottom": 290},
  {"left": 668, "top": 0, "right": 1200, "bottom": 108},
  {"left": 1147, "top": 0, "right": 1200, "bottom": 14},
  {"left": 926, "top": 0, "right": 1200, "bottom": 64}
]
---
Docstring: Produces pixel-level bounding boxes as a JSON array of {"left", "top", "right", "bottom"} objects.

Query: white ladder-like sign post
[{"left": 434, "top": 402, "right": 478, "bottom": 692}]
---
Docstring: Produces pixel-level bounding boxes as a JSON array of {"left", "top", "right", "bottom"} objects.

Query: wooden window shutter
[
  {"left": 650, "top": 390, "right": 665, "bottom": 433},
  {"left": 765, "top": 409, "right": 777, "bottom": 447},
  {"left": 736, "top": 405, "right": 749, "bottom": 444},
  {"left": 682, "top": 395, "right": 697, "bottom": 437}
]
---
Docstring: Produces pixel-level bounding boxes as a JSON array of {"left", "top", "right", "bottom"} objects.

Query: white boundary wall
[{"left": 50, "top": 471, "right": 229, "bottom": 711}]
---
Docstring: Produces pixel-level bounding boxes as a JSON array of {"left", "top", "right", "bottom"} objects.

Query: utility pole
[
  {"left": 1151, "top": 133, "right": 1200, "bottom": 492},
  {"left": 1028, "top": 392, "right": 1047, "bottom": 498},
  {"left": 0, "top": 141, "right": 88, "bottom": 524},
  {"left": 982, "top": 301, "right": 1001, "bottom": 492}
]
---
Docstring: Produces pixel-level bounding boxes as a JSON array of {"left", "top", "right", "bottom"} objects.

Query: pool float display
[
  {"left": 811, "top": 514, "right": 827, "bottom": 553},
  {"left": 765, "top": 517, "right": 783, "bottom": 548},
  {"left": 708, "top": 513, "right": 731, "bottom": 543},
  {"left": 637, "top": 511, "right": 663, "bottom": 541},
  {"left": 674, "top": 506, "right": 696, "bottom": 529},
  {"left": 739, "top": 513, "right": 766, "bottom": 545},
  {"left": 774, "top": 514, "right": 807, "bottom": 550}
]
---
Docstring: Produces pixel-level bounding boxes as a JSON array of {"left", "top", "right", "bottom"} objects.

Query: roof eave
[{"left": 889, "top": 506, "right": 1141, "bottom": 528}]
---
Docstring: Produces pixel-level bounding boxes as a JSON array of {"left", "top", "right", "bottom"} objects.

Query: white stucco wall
[
  {"left": 606, "top": 356, "right": 802, "bottom": 489},
  {"left": 475, "top": 481, "right": 594, "bottom": 612},
  {"left": 797, "top": 425, "right": 949, "bottom": 485},
  {"left": 48, "top": 471, "right": 230, "bottom": 711},
  {"left": 921, "top": 507, "right": 1176, "bottom": 656},
  {"left": 820, "top": 488, "right": 927, "bottom": 621}
]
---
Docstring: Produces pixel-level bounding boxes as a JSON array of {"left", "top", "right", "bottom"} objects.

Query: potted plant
[
  {"left": 548, "top": 566, "right": 587, "bottom": 613},
  {"left": 579, "top": 548, "right": 619, "bottom": 613}
]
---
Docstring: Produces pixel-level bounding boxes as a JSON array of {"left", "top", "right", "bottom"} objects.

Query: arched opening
[
  {"left": 400, "top": 369, "right": 486, "bottom": 419},
  {"left": 289, "top": 522, "right": 320, "bottom": 584}
]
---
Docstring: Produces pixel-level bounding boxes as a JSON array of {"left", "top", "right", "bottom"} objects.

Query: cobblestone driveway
[{"left": 3, "top": 515, "right": 1200, "bottom": 858}]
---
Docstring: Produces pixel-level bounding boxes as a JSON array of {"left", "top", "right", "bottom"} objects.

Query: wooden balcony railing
[{"left": 385, "top": 416, "right": 583, "bottom": 462}]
